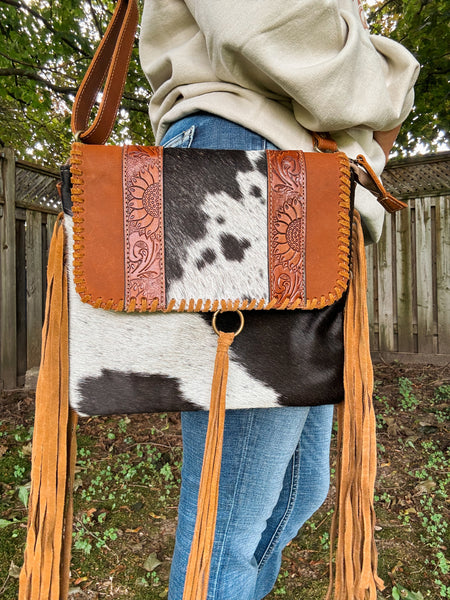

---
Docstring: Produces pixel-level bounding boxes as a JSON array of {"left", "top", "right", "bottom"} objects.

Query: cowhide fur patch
[{"left": 163, "top": 149, "right": 269, "bottom": 302}]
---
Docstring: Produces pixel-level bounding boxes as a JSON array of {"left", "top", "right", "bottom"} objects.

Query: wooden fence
[
  {"left": 0, "top": 148, "right": 449, "bottom": 389},
  {"left": 367, "top": 152, "right": 450, "bottom": 365},
  {"left": 0, "top": 148, "right": 59, "bottom": 389}
]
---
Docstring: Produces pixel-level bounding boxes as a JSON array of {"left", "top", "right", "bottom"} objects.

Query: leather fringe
[
  {"left": 18, "top": 215, "right": 77, "bottom": 600},
  {"left": 18, "top": 211, "right": 383, "bottom": 600},
  {"left": 326, "top": 212, "right": 384, "bottom": 600},
  {"left": 183, "top": 331, "right": 235, "bottom": 600}
]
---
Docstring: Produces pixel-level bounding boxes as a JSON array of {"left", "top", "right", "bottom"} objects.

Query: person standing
[{"left": 139, "top": 2, "right": 419, "bottom": 598}]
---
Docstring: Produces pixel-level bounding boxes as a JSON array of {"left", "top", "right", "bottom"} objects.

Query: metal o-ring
[{"left": 212, "top": 309, "right": 244, "bottom": 337}]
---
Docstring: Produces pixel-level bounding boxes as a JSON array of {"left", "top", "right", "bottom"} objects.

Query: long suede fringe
[
  {"left": 18, "top": 215, "right": 77, "bottom": 600},
  {"left": 326, "top": 213, "right": 384, "bottom": 599},
  {"left": 182, "top": 331, "right": 235, "bottom": 600},
  {"left": 18, "top": 212, "right": 382, "bottom": 600}
]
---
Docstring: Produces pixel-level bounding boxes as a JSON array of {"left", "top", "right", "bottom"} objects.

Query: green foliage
[
  {"left": 0, "top": 0, "right": 152, "bottom": 167},
  {"left": 0, "top": 0, "right": 447, "bottom": 165},
  {"left": 367, "top": 0, "right": 449, "bottom": 155},
  {"left": 392, "top": 585, "right": 424, "bottom": 600},
  {"left": 398, "top": 377, "right": 419, "bottom": 411}
]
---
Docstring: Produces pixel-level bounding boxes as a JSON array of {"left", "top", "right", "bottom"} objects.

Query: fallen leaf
[
  {"left": 17, "top": 484, "right": 30, "bottom": 507},
  {"left": 384, "top": 417, "right": 400, "bottom": 437},
  {"left": 68, "top": 587, "right": 83, "bottom": 595},
  {"left": 21, "top": 442, "right": 32, "bottom": 456},
  {"left": 0, "top": 445, "right": 8, "bottom": 458},
  {"left": 0, "top": 518, "right": 19, "bottom": 528},
  {"left": 9, "top": 561, "right": 21, "bottom": 578},
  {"left": 143, "top": 552, "right": 162, "bottom": 572},
  {"left": 150, "top": 512, "right": 166, "bottom": 520},
  {"left": 414, "top": 480, "right": 436, "bottom": 495}
]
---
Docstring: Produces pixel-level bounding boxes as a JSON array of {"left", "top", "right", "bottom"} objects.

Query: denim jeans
[{"left": 160, "top": 113, "right": 334, "bottom": 600}]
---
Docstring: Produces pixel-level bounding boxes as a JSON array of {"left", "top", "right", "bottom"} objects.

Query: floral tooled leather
[
  {"left": 124, "top": 146, "right": 165, "bottom": 309},
  {"left": 267, "top": 150, "right": 307, "bottom": 308}
]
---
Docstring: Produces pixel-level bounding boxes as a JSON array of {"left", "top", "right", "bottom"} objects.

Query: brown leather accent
[
  {"left": 352, "top": 154, "right": 407, "bottom": 213},
  {"left": 303, "top": 152, "right": 351, "bottom": 303},
  {"left": 124, "top": 146, "right": 165, "bottom": 309},
  {"left": 18, "top": 216, "right": 77, "bottom": 600},
  {"left": 71, "top": 0, "right": 139, "bottom": 145},
  {"left": 71, "top": 143, "right": 126, "bottom": 306},
  {"left": 183, "top": 330, "right": 235, "bottom": 600},
  {"left": 267, "top": 150, "right": 307, "bottom": 308},
  {"left": 312, "top": 132, "right": 339, "bottom": 153},
  {"left": 326, "top": 213, "right": 384, "bottom": 600}
]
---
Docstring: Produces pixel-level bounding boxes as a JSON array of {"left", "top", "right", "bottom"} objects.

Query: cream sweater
[{"left": 139, "top": 0, "right": 419, "bottom": 242}]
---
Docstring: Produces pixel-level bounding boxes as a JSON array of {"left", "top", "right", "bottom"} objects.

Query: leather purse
[{"left": 18, "top": 1, "right": 407, "bottom": 599}]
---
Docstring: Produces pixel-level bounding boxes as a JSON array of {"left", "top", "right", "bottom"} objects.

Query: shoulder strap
[{"left": 71, "top": 0, "right": 139, "bottom": 145}]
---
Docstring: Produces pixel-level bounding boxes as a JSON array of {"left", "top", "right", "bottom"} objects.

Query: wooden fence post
[
  {"left": 0, "top": 148, "right": 17, "bottom": 389},
  {"left": 25, "top": 209, "right": 43, "bottom": 370}
]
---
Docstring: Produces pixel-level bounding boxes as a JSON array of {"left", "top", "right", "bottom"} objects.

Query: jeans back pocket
[{"left": 161, "top": 125, "right": 195, "bottom": 148}]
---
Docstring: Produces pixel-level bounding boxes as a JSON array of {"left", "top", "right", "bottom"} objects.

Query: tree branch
[
  {"left": 0, "top": 67, "right": 148, "bottom": 113},
  {"left": 87, "top": 0, "right": 104, "bottom": 38},
  {"left": 0, "top": 68, "right": 78, "bottom": 94},
  {"left": 0, "top": 50, "right": 72, "bottom": 78}
]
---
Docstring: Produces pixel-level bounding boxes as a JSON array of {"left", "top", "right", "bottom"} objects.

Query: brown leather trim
[
  {"left": 70, "top": 145, "right": 352, "bottom": 313},
  {"left": 311, "top": 132, "right": 339, "bottom": 153},
  {"left": 353, "top": 154, "right": 407, "bottom": 213},
  {"left": 71, "top": 0, "right": 139, "bottom": 145},
  {"left": 70, "top": 143, "right": 125, "bottom": 308},
  {"left": 267, "top": 150, "right": 306, "bottom": 308},
  {"left": 123, "top": 146, "right": 165, "bottom": 310},
  {"left": 303, "top": 152, "right": 351, "bottom": 306}
]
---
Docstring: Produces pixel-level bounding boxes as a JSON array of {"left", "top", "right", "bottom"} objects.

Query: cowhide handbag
[{"left": 19, "top": 1, "right": 407, "bottom": 600}]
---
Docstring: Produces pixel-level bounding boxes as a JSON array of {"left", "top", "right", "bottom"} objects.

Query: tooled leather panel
[
  {"left": 70, "top": 143, "right": 125, "bottom": 307},
  {"left": 123, "top": 145, "right": 165, "bottom": 310},
  {"left": 303, "top": 152, "right": 351, "bottom": 304},
  {"left": 267, "top": 150, "right": 307, "bottom": 308}
]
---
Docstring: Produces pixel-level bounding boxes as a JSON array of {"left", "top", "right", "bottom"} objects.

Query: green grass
[{"left": 0, "top": 364, "right": 449, "bottom": 599}]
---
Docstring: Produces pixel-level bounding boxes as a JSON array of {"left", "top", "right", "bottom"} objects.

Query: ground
[{"left": 0, "top": 362, "right": 449, "bottom": 599}]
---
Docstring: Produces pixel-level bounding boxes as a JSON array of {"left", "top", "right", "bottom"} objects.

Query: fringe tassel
[
  {"left": 19, "top": 215, "right": 77, "bottom": 600},
  {"left": 326, "top": 212, "right": 384, "bottom": 600},
  {"left": 18, "top": 210, "right": 383, "bottom": 600},
  {"left": 183, "top": 331, "right": 236, "bottom": 600}
]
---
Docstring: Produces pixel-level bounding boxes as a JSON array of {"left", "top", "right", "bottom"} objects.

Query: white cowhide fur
[{"left": 165, "top": 151, "right": 269, "bottom": 302}]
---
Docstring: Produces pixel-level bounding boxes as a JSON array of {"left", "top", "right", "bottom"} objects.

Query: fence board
[
  {"left": 377, "top": 214, "right": 395, "bottom": 352},
  {"left": 0, "top": 149, "right": 17, "bottom": 388},
  {"left": 436, "top": 197, "right": 450, "bottom": 354},
  {"left": 26, "top": 210, "right": 43, "bottom": 369},
  {"left": 365, "top": 243, "right": 376, "bottom": 350},
  {"left": 415, "top": 198, "right": 435, "bottom": 354},
  {"left": 16, "top": 218, "right": 27, "bottom": 380},
  {"left": 396, "top": 206, "right": 415, "bottom": 352}
]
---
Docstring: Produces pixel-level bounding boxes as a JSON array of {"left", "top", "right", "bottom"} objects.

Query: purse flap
[{"left": 69, "top": 143, "right": 352, "bottom": 312}]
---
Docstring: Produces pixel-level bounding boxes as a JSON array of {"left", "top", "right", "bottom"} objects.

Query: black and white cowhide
[
  {"left": 65, "top": 149, "right": 344, "bottom": 416},
  {"left": 163, "top": 149, "right": 269, "bottom": 302}
]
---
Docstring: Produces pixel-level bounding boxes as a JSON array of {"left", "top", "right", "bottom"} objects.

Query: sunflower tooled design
[
  {"left": 272, "top": 198, "right": 305, "bottom": 270},
  {"left": 127, "top": 165, "right": 161, "bottom": 237}
]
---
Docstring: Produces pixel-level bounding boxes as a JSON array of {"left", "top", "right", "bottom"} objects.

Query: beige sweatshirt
[{"left": 139, "top": 0, "right": 419, "bottom": 242}]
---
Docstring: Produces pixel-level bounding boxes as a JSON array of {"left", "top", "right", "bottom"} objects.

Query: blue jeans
[{"left": 160, "top": 113, "right": 334, "bottom": 600}]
